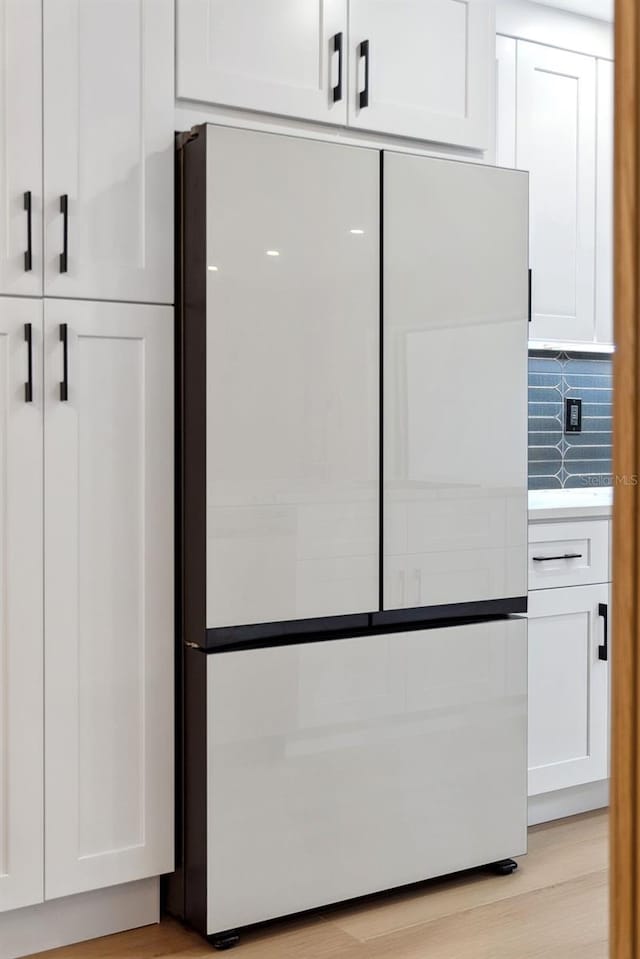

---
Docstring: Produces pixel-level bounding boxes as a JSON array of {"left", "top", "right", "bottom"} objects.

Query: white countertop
[{"left": 528, "top": 487, "right": 613, "bottom": 521}]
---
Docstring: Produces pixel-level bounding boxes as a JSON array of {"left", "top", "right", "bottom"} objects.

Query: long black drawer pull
[
  {"left": 59, "top": 194, "right": 68, "bottom": 273},
  {"left": 24, "top": 323, "right": 33, "bottom": 402},
  {"left": 359, "top": 39, "right": 370, "bottom": 109},
  {"left": 60, "top": 324, "right": 68, "bottom": 401},
  {"left": 24, "top": 191, "right": 33, "bottom": 271},
  {"left": 598, "top": 602, "right": 608, "bottom": 661},
  {"left": 532, "top": 553, "right": 583, "bottom": 562},
  {"left": 332, "top": 32, "right": 343, "bottom": 103}
]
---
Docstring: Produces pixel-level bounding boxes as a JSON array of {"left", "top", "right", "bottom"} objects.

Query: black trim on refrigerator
[
  {"left": 528, "top": 268, "right": 532, "bottom": 322},
  {"left": 24, "top": 191, "right": 33, "bottom": 272},
  {"left": 203, "top": 596, "right": 528, "bottom": 652},
  {"left": 181, "top": 125, "right": 208, "bottom": 936}
]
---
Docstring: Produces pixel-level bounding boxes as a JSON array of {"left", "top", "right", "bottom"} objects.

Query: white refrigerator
[{"left": 172, "top": 124, "right": 529, "bottom": 945}]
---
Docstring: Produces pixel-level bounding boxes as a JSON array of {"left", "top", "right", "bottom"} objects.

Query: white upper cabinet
[
  {"left": 596, "top": 58, "right": 613, "bottom": 346},
  {"left": 528, "top": 584, "right": 609, "bottom": 795},
  {"left": 0, "top": 0, "right": 43, "bottom": 297},
  {"left": 383, "top": 153, "right": 528, "bottom": 611},
  {"left": 348, "top": 0, "right": 494, "bottom": 149},
  {"left": 204, "top": 126, "right": 379, "bottom": 629},
  {"left": 176, "top": 0, "right": 496, "bottom": 151},
  {"left": 42, "top": 0, "right": 174, "bottom": 304},
  {"left": 516, "top": 41, "right": 597, "bottom": 344},
  {"left": 43, "top": 299, "right": 174, "bottom": 899},
  {"left": 0, "top": 299, "right": 43, "bottom": 913},
  {"left": 177, "top": 0, "right": 348, "bottom": 124}
]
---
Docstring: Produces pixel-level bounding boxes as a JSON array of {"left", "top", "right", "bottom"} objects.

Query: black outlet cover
[{"left": 565, "top": 397, "right": 582, "bottom": 433}]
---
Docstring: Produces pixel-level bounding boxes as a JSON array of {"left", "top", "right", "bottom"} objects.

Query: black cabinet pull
[
  {"left": 532, "top": 553, "right": 583, "bottom": 562},
  {"left": 359, "top": 39, "right": 370, "bottom": 109},
  {"left": 598, "top": 602, "right": 608, "bottom": 661},
  {"left": 24, "top": 191, "right": 33, "bottom": 272},
  {"left": 528, "top": 268, "right": 532, "bottom": 323},
  {"left": 332, "top": 32, "right": 343, "bottom": 103},
  {"left": 24, "top": 323, "right": 33, "bottom": 403},
  {"left": 59, "top": 194, "right": 68, "bottom": 273},
  {"left": 60, "top": 323, "right": 68, "bottom": 401}
]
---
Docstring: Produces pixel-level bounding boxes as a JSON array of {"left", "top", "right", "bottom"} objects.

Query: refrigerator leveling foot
[
  {"left": 489, "top": 859, "right": 518, "bottom": 876},
  {"left": 210, "top": 932, "right": 241, "bottom": 950}
]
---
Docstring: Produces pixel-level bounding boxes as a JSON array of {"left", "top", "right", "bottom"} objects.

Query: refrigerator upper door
[
  {"left": 205, "top": 126, "right": 379, "bottom": 629},
  {"left": 383, "top": 153, "right": 528, "bottom": 612}
]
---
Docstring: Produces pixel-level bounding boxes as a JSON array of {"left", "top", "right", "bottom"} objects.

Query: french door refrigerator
[{"left": 172, "top": 124, "right": 529, "bottom": 946}]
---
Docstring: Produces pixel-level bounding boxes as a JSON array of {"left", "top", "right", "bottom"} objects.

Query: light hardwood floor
[{"left": 32, "top": 811, "right": 608, "bottom": 959}]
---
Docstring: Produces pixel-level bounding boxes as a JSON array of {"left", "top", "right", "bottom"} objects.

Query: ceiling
[{"left": 529, "top": 0, "right": 613, "bottom": 20}]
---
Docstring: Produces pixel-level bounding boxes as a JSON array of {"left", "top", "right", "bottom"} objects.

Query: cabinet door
[
  {"left": 528, "top": 584, "right": 609, "bottom": 796},
  {"left": 348, "top": 0, "right": 494, "bottom": 150},
  {"left": 0, "top": 0, "right": 43, "bottom": 296},
  {"left": 595, "top": 58, "right": 613, "bottom": 347},
  {"left": 43, "top": 299, "right": 173, "bottom": 899},
  {"left": 43, "top": 0, "right": 174, "bottom": 304},
  {"left": 383, "top": 152, "right": 528, "bottom": 612},
  {"left": 176, "top": 0, "right": 347, "bottom": 124},
  {"left": 0, "top": 299, "right": 43, "bottom": 912},
  {"left": 517, "top": 41, "right": 596, "bottom": 344},
  {"left": 204, "top": 127, "right": 379, "bottom": 629}
]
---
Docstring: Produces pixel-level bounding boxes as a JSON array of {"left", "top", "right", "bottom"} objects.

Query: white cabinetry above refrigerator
[{"left": 176, "top": 0, "right": 495, "bottom": 151}]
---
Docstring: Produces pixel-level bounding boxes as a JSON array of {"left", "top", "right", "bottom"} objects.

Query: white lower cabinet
[
  {"left": 0, "top": 297, "right": 174, "bottom": 916},
  {"left": 43, "top": 299, "right": 174, "bottom": 899},
  {"left": 528, "top": 583, "right": 609, "bottom": 796},
  {"left": 0, "top": 299, "right": 43, "bottom": 913}
]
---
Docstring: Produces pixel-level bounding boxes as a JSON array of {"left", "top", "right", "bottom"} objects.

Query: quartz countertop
[{"left": 528, "top": 487, "right": 613, "bottom": 521}]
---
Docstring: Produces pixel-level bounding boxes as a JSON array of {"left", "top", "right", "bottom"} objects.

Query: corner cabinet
[
  {"left": 0, "top": 0, "right": 174, "bottom": 305},
  {"left": 0, "top": 300, "right": 174, "bottom": 911},
  {"left": 0, "top": 299, "right": 44, "bottom": 913},
  {"left": 176, "top": 0, "right": 495, "bottom": 151}
]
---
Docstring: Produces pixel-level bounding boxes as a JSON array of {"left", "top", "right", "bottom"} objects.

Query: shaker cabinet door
[
  {"left": 177, "top": 0, "right": 347, "bottom": 124},
  {"left": 0, "top": 298, "right": 44, "bottom": 913},
  {"left": 43, "top": 299, "right": 174, "bottom": 899},
  {"left": 517, "top": 41, "right": 596, "bottom": 344},
  {"left": 42, "top": 0, "right": 174, "bottom": 304},
  {"left": 0, "top": 0, "right": 43, "bottom": 296},
  {"left": 528, "top": 584, "right": 609, "bottom": 796},
  {"left": 348, "top": 0, "right": 494, "bottom": 149}
]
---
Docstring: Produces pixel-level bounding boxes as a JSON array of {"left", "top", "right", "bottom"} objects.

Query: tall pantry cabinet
[{"left": 0, "top": 0, "right": 174, "bottom": 920}]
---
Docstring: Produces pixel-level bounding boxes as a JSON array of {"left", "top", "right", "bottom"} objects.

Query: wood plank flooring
[{"left": 32, "top": 810, "right": 608, "bottom": 959}]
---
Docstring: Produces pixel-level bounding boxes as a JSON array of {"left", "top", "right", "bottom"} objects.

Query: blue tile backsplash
[{"left": 528, "top": 351, "right": 613, "bottom": 490}]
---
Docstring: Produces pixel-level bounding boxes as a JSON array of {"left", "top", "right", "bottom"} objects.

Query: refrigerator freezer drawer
[{"left": 206, "top": 618, "right": 527, "bottom": 934}]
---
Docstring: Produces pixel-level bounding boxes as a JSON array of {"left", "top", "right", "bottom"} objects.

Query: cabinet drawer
[{"left": 528, "top": 520, "right": 609, "bottom": 589}]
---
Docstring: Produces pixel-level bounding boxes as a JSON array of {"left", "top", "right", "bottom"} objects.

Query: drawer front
[{"left": 528, "top": 520, "right": 609, "bottom": 590}]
